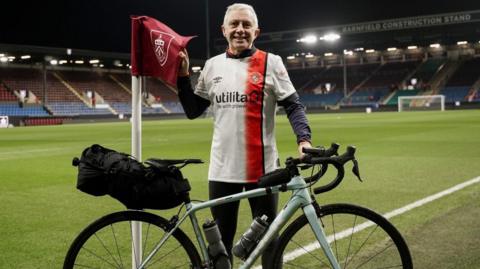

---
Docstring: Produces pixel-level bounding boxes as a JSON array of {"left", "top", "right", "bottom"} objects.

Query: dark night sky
[{"left": 1, "top": 0, "right": 479, "bottom": 59}]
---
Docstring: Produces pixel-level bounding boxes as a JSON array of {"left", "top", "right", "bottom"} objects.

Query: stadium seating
[
  {"left": 386, "top": 89, "right": 420, "bottom": 105},
  {"left": 445, "top": 57, "right": 480, "bottom": 87},
  {"left": 0, "top": 103, "right": 49, "bottom": 116},
  {"left": 434, "top": 57, "right": 480, "bottom": 103},
  {"left": 23, "top": 117, "right": 68, "bottom": 126},
  {"left": 0, "top": 85, "right": 17, "bottom": 101},
  {"left": 360, "top": 61, "right": 420, "bottom": 89},
  {"left": 343, "top": 87, "right": 390, "bottom": 106},
  {"left": 439, "top": 86, "right": 471, "bottom": 103},
  {"left": 48, "top": 101, "right": 112, "bottom": 116},
  {"left": 411, "top": 58, "right": 445, "bottom": 87},
  {"left": 300, "top": 92, "right": 344, "bottom": 107}
]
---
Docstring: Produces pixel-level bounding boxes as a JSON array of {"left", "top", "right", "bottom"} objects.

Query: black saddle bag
[{"left": 73, "top": 144, "right": 190, "bottom": 210}]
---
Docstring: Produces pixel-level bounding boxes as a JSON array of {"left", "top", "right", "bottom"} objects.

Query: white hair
[{"left": 223, "top": 3, "right": 258, "bottom": 28}]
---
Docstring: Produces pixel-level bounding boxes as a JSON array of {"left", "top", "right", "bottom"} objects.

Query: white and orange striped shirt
[{"left": 194, "top": 49, "right": 296, "bottom": 183}]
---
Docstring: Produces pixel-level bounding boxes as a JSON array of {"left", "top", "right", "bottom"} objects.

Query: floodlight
[
  {"left": 457, "top": 41, "right": 467, "bottom": 45},
  {"left": 429, "top": 43, "right": 440, "bottom": 48},
  {"left": 366, "top": 49, "right": 375, "bottom": 53},
  {"left": 59, "top": 60, "right": 68, "bottom": 64},
  {"left": 354, "top": 48, "right": 364, "bottom": 51},
  {"left": 50, "top": 60, "right": 58, "bottom": 65},
  {"left": 0, "top": 53, "right": 4, "bottom": 57},
  {"left": 407, "top": 46, "right": 417, "bottom": 50},
  {"left": 343, "top": 50, "right": 353, "bottom": 55},
  {"left": 324, "top": 52, "right": 333, "bottom": 56},
  {"left": 67, "top": 48, "right": 72, "bottom": 55},
  {"left": 7, "top": 56, "right": 15, "bottom": 60},
  {"left": 89, "top": 59, "right": 100, "bottom": 64},
  {"left": 75, "top": 60, "right": 84, "bottom": 64},
  {"left": 387, "top": 47, "right": 397, "bottom": 51},
  {"left": 21, "top": 55, "right": 31, "bottom": 59},
  {"left": 320, "top": 33, "right": 341, "bottom": 42},
  {"left": 0, "top": 57, "right": 7, "bottom": 63},
  {"left": 305, "top": 53, "right": 314, "bottom": 58},
  {"left": 192, "top": 66, "right": 202, "bottom": 72},
  {"left": 286, "top": 55, "right": 295, "bottom": 60},
  {"left": 299, "top": 35, "right": 317, "bottom": 44}
]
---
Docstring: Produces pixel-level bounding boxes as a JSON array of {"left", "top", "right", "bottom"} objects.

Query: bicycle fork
[{"left": 303, "top": 203, "right": 341, "bottom": 269}]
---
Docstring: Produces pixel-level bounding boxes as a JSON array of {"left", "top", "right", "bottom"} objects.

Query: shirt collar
[{"left": 226, "top": 47, "right": 257, "bottom": 59}]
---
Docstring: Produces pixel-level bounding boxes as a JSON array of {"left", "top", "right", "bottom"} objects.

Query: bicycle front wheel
[
  {"left": 272, "top": 203, "right": 412, "bottom": 269},
  {"left": 64, "top": 210, "right": 202, "bottom": 269}
]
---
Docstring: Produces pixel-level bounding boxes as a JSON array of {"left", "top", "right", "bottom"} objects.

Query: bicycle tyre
[
  {"left": 64, "top": 210, "right": 202, "bottom": 269},
  {"left": 272, "top": 203, "right": 412, "bottom": 269}
]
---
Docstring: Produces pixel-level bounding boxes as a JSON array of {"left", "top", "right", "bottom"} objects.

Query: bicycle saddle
[{"left": 145, "top": 158, "right": 203, "bottom": 171}]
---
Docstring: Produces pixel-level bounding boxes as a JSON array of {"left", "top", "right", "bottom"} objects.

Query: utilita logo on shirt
[{"left": 215, "top": 91, "right": 262, "bottom": 104}]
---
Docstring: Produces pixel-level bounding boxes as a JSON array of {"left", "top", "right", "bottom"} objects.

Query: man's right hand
[{"left": 178, "top": 49, "right": 190, "bottom": 77}]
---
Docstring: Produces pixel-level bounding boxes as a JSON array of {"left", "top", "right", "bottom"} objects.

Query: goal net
[{"left": 398, "top": 95, "right": 445, "bottom": 112}]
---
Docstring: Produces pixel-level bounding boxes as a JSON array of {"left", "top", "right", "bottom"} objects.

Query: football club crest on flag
[
  {"left": 131, "top": 15, "right": 196, "bottom": 87},
  {"left": 151, "top": 30, "right": 175, "bottom": 67}
]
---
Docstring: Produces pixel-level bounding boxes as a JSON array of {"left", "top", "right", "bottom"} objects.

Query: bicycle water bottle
[
  {"left": 202, "top": 219, "right": 231, "bottom": 269},
  {"left": 232, "top": 215, "right": 269, "bottom": 260}
]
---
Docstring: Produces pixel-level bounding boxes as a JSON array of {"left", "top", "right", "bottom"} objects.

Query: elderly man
[{"left": 177, "top": 3, "right": 312, "bottom": 267}]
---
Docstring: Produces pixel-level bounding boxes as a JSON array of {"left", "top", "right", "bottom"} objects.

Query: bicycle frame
[{"left": 139, "top": 175, "right": 341, "bottom": 269}]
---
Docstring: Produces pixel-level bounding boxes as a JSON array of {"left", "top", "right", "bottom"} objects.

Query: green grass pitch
[{"left": 0, "top": 110, "right": 479, "bottom": 268}]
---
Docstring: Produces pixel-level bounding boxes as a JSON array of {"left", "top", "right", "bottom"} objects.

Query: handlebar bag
[{"left": 74, "top": 144, "right": 190, "bottom": 210}]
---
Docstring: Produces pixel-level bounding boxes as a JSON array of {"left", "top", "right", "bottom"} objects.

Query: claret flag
[{"left": 130, "top": 15, "right": 195, "bottom": 87}]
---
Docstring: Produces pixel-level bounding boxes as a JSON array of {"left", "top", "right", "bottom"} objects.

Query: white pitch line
[{"left": 253, "top": 176, "right": 480, "bottom": 268}]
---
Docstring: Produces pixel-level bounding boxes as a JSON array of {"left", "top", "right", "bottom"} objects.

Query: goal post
[
  {"left": 0, "top": 116, "right": 9, "bottom": 128},
  {"left": 398, "top": 95, "right": 445, "bottom": 112}
]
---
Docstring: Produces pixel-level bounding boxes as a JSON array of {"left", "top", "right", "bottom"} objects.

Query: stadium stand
[
  {"left": 0, "top": 84, "right": 17, "bottom": 101},
  {"left": 56, "top": 70, "right": 131, "bottom": 114},
  {"left": 410, "top": 58, "right": 445, "bottom": 88},
  {"left": 0, "top": 103, "right": 49, "bottom": 117},
  {"left": 385, "top": 89, "right": 421, "bottom": 105},
  {"left": 111, "top": 73, "right": 184, "bottom": 114},
  {"left": 440, "top": 57, "right": 480, "bottom": 103},
  {"left": 359, "top": 61, "right": 420, "bottom": 90}
]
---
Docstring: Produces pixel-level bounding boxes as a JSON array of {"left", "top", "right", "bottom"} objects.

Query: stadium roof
[{"left": 1, "top": 0, "right": 480, "bottom": 59}]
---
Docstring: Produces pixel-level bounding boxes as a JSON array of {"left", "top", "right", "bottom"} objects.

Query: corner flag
[
  {"left": 130, "top": 15, "right": 195, "bottom": 268},
  {"left": 130, "top": 15, "right": 195, "bottom": 87}
]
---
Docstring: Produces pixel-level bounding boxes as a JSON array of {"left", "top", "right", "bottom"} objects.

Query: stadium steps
[
  {"left": 339, "top": 64, "right": 384, "bottom": 104},
  {"left": 381, "top": 90, "right": 397, "bottom": 105},
  {"left": 401, "top": 58, "right": 424, "bottom": 87},
  {"left": 349, "top": 64, "right": 384, "bottom": 95},
  {"left": 109, "top": 74, "right": 150, "bottom": 107},
  {"left": 109, "top": 74, "right": 132, "bottom": 94},
  {"left": 429, "top": 60, "right": 463, "bottom": 94},
  {"left": 471, "top": 76, "right": 480, "bottom": 91},
  {"left": 52, "top": 72, "right": 92, "bottom": 108},
  {"left": 0, "top": 84, "right": 18, "bottom": 101}
]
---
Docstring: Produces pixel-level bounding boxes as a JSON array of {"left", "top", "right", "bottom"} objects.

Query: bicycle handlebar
[
  {"left": 304, "top": 145, "right": 362, "bottom": 194},
  {"left": 258, "top": 143, "right": 362, "bottom": 194}
]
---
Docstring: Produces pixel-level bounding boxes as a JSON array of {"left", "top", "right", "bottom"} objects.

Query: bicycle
[{"left": 64, "top": 143, "right": 413, "bottom": 269}]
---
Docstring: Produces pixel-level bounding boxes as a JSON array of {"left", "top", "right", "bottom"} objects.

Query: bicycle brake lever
[{"left": 352, "top": 159, "right": 362, "bottom": 182}]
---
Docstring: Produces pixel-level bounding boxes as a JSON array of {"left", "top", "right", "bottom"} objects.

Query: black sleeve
[
  {"left": 277, "top": 92, "right": 312, "bottom": 144},
  {"left": 177, "top": 76, "right": 211, "bottom": 119}
]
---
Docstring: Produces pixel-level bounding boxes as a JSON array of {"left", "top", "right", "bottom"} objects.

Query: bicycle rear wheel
[
  {"left": 64, "top": 210, "right": 202, "bottom": 269},
  {"left": 272, "top": 203, "right": 412, "bottom": 269}
]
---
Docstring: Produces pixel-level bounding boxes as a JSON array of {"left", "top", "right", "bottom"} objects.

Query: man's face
[{"left": 222, "top": 9, "right": 260, "bottom": 55}]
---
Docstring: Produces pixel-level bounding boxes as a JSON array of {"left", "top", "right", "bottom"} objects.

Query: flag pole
[{"left": 131, "top": 75, "right": 143, "bottom": 267}]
